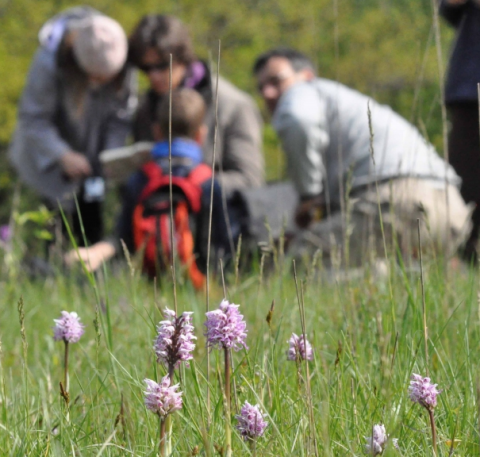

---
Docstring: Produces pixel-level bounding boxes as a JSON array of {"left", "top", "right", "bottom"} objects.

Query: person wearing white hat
[{"left": 9, "top": 6, "right": 137, "bottom": 246}]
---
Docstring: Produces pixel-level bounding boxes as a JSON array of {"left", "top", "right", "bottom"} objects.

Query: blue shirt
[{"left": 115, "top": 139, "right": 227, "bottom": 256}]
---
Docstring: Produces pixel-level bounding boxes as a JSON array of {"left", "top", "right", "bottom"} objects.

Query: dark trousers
[
  {"left": 71, "top": 196, "right": 104, "bottom": 246},
  {"left": 47, "top": 192, "right": 104, "bottom": 249},
  {"left": 447, "top": 102, "right": 480, "bottom": 249}
]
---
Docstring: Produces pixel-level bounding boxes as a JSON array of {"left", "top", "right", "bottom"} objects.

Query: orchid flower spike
[
  {"left": 364, "top": 424, "right": 388, "bottom": 456},
  {"left": 53, "top": 311, "right": 85, "bottom": 343},
  {"left": 235, "top": 401, "right": 268, "bottom": 441},
  {"left": 287, "top": 333, "right": 313, "bottom": 361},
  {"left": 204, "top": 299, "right": 248, "bottom": 351},
  {"left": 154, "top": 308, "right": 196, "bottom": 369},
  {"left": 409, "top": 373, "right": 441, "bottom": 410},
  {"left": 144, "top": 376, "right": 183, "bottom": 418}
]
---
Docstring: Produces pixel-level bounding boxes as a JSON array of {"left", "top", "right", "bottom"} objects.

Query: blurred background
[{"left": 0, "top": 0, "right": 453, "bottom": 229}]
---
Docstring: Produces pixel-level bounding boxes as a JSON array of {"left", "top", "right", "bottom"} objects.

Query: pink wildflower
[
  {"left": 154, "top": 308, "right": 196, "bottom": 369},
  {"left": 53, "top": 311, "right": 85, "bottom": 343},
  {"left": 144, "top": 376, "right": 183, "bottom": 417},
  {"left": 235, "top": 401, "right": 268, "bottom": 441},
  {"left": 204, "top": 299, "right": 248, "bottom": 351},
  {"left": 409, "top": 373, "right": 441, "bottom": 409},
  {"left": 364, "top": 424, "right": 387, "bottom": 455},
  {"left": 287, "top": 333, "right": 313, "bottom": 361}
]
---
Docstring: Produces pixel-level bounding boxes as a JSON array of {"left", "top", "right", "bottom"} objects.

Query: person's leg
[
  {"left": 288, "top": 191, "right": 393, "bottom": 269},
  {"left": 447, "top": 102, "right": 480, "bottom": 261},
  {"left": 380, "top": 178, "right": 471, "bottom": 261},
  {"left": 197, "top": 180, "right": 230, "bottom": 271},
  {"left": 72, "top": 194, "right": 104, "bottom": 247}
]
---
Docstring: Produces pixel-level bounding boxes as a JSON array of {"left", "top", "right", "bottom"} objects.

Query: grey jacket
[
  {"left": 9, "top": 7, "right": 137, "bottom": 209},
  {"left": 133, "top": 76, "right": 264, "bottom": 197},
  {"left": 203, "top": 77, "right": 264, "bottom": 195},
  {"left": 273, "top": 78, "right": 460, "bottom": 205}
]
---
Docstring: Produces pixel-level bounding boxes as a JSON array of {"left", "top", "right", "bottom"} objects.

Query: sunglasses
[
  {"left": 257, "top": 70, "right": 294, "bottom": 92},
  {"left": 138, "top": 61, "right": 171, "bottom": 73}
]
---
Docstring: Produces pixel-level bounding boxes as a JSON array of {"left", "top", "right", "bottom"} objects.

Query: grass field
[
  {"left": 0, "top": 249, "right": 478, "bottom": 456},
  {"left": 0, "top": 0, "right": 471, "bottom": 454}
]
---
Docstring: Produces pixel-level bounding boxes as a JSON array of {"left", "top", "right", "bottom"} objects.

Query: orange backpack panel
[{"left": 132, "top": 161, "right": 212, "bottom": 288}]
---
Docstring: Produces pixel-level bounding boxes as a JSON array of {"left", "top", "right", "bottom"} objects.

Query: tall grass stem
[
  {"left": 168, "top": 54, "right": 178, "bottom": 315},
  {"left": 224, "top": 347, "right": 232, "bottom": 457},
  {"left": 417, "top": 219, "right": 429, "bottom": 375},
  {"left": 205, "top": 40, "right": 221, "bottom": 426}
]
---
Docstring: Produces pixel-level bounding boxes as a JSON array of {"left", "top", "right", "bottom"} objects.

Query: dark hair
[
  {"left": 157, "top": 88, "right": 206, "bottom": 139},
  {"left": 56, "top": 32, "right": 85, "bottom": 75},
  {"left": 57, "top": 31, "right": 127, "bottom": 91},
  {"left": 253, "top": 47, "right": 315, "bottom": 75},
  {"left": 128, "top": 15, "right": 195, "bottom": 67}
]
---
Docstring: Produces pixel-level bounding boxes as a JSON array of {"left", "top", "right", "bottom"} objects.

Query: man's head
[
  {"left": 155, "top": 88, "right": 207, "bottom": 144},
  {"left": 253, "top": 48, "right": 315, "bottom": 114},
  {"left": 129, "top": 15, "right": 195, "bottom": 95}
]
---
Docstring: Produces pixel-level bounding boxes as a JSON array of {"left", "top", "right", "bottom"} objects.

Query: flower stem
[
  {"left": 250, "top": 437, "right": 257, "bottom": 457},
  {"left": 159, "top": 416, "right": 167, "bottom": 456},
  {"left": 165, "top": 414, "right": 172, "bottom": 456},
  {"left": 59, "top": 341, "right": 71, "bottom": 410},
  {"left": 224, "top": 347, "right": 232, "bottom": 457},
  {"left": 59, "top": 340, "right": 70, "bottom": 421},
  {"left": 295, "top": 358, "right": 302, "bottom": 392},
  {"left": 427, "top": 408, "right": 437, "bottom": 456},
  {"left": 64, "top": 340, "right": 69, "bottom": 394},
  {"left": 168, "top": 364, "right": 175, "bottom": 384}
]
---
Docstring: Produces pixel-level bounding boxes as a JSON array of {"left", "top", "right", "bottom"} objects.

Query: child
[{"left": 65, "top": 88, "right": 227, "bottom": 280}]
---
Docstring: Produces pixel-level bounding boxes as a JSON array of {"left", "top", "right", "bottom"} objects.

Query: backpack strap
[
  {"left": 188, "top": 163, "right": 212, "bottom": 186},
  {"left": 175, "top": 201, "right": 205, "bottom": 290},
  {"left": 139, "top": 162, "right": 167, "bottom": 201}
]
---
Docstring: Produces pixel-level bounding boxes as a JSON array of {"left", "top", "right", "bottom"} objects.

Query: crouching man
[{"left": 253, "top": 48, "right": 471, "bottom": 266}]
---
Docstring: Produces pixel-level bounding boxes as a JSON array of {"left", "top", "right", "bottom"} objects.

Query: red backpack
[{"left": 132, "top": 161, "right": 212, "bottom": 289}]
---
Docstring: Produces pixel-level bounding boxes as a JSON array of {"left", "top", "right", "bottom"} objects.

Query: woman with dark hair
[
  {"left": 128, "top": 15, "right": 264, "bottom": 197},
  {"left": 9, "top": 6, "right": 137, "bottom": 246}
]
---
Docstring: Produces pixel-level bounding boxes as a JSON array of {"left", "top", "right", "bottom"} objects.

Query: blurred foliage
[{"left": 0, "top": 0, "right": 455, "bottom": 217}]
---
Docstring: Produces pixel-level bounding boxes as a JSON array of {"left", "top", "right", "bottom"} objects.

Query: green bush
[{"left": 0, "top": 0, "right": 455, "bottom": 206}]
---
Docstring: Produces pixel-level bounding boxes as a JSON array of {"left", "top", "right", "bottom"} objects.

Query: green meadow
[
  {"left": 0, "top": 0, "right": 477, "bottom": 455},
  {"left": 0, "top": 253, "right": 478, "bottom": 455}
]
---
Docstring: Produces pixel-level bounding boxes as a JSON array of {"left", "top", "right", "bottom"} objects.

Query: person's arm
[
  {"left": 16, "top": 49, "right": 86, "bottom": 175},
  {"left": 103, "top": 68, "right": 138, "bottom": 150},
  {"left": 439, "top": 0, "right": 469, "bottom": 27},
  {"left": 274, "top": 84, "right": 329, "bottom": 199},
  {"left": 64, "top": 171, "right": 146, "bottom": 271},
  {"left": 215, "top": 98, "right": 265, "bottom": 196},
  {"left": 64, "top": 241, "right": 117, "bottom": 272},
  {"left": 273, "top": 83, "right": 330, "bottom": 228}
]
